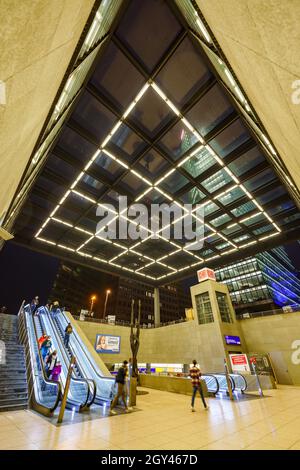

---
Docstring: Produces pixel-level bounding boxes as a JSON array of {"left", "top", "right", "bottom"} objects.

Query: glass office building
[{"left": 215, "top": 247, "right": 300, "bottom": 317}]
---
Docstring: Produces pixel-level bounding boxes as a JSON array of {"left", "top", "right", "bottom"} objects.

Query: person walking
[
  {"left": 189, "top": 359, "right": 208, "bottom": 412},
  {"left": 40, "top": 336, "right": 52, "bottom": 362},
  {"left": 110, "top": 360, "right": 131, "bottom": 415},
  {"left": 64, "top": 323, "right": 73, "bottom": 348},
  {"left": 45, "top": 350, "right": 58, "bottom": 378}
]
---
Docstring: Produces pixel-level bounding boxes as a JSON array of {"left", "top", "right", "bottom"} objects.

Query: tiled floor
[{"left": 1, "top": 385, "right": 300, "bottom": 450}]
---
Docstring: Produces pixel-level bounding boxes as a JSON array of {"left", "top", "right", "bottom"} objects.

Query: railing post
[
  {"left": 57, "top": 356, "right": 76, "bottom": 424},
  {"left": 252, "top": 363, "right": 264, "bottom": 397},
  {"left": 224, "top": 359, "right": 234, "bottom": 401}
]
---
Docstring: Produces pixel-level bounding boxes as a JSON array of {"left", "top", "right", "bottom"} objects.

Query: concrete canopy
[
  {"left": 0, "top": 0, "right": 95, "bottom": 222},
  {"left": 196, "top": 0, "right": 300, "bottom": 192}
]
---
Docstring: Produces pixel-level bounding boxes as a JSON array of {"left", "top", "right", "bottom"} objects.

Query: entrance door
[{"left": 269, "top": 351, "right": 293, "bottom": 385}]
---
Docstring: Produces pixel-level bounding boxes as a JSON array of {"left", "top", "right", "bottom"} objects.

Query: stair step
[{"left": 0, "top": 403, "right": 28, "bottom": 412}]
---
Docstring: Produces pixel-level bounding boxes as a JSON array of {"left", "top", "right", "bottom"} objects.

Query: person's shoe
[
  {"left": 127, "top": 406, "right": 134, "bottom": 411},
  {"left": 191, "top": 407, "right": 196, "bottom": 412},
  {"left": 109, "top": 409, "right": 117, "bottom": 415},
  {"left": 124, "top": 408, "right": 131, "bottom": 413},
  {"left": 204, "top": 405, "right": 209, "bottom": 411}
]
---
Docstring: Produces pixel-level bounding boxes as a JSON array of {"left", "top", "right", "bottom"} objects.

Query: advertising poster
[
  {"left": 229, "top": 353, "right": 251, "bottom": 373},
  {"left": 95, "top": 334, "right": 121, "bottom": 354}
]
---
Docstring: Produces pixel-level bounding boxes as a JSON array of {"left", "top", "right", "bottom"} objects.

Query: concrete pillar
[{"left": 154, "top": 287, "right": 160, "bottom": 327}]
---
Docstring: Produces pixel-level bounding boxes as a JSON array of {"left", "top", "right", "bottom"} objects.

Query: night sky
[
  {"left": 0, "top": 243, "right": 60, "bottom": 314},
  {"left": 0, "top": 240, "right": 299, "bottom": 314}
]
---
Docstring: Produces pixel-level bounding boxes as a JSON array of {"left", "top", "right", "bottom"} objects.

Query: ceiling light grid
[{"left": 34, "top": 80, "right": 283, "bottom": 281}]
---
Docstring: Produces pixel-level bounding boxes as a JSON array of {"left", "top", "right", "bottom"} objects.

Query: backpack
[{"left": 116, "top": 367, "right": 126, "bottom": 384}]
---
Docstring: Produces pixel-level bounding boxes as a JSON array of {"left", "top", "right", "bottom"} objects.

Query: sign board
[
  {"left": 80, "top": 309, "right": 88, "bottom": 321},
  {"left": 229, "top": 353, "right": 251, "bottom": 373},
  {"left": 95, "top": 334, "right": 120, "bottom": 354},
  {"left": 197, "top": 268, "right": 216, "bottom": 283},
  {"left": 225, "top": 335, "right": 241, "bottom": 346},
  {"left": 107, "top": 315, "right": 116, "bottom": 325}
]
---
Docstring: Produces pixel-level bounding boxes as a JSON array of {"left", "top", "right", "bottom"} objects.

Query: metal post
[
  {"left": 224, "top": 359, "right": 234, "bottom": 400},
  {"left": 57, "top": 356, "right": 76, "bottom": 424},
  {"left": 252, "top": 363, "right": 264, "bottom": 397}
]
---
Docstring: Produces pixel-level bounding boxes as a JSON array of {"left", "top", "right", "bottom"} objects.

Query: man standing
[
  {"left": 110, "top": 360, "right": 131, "bottom": 415},
  {"left": 189, "top": 359, "right": 208, "bottom": 412},
  {"left": 64, "top": 323, "right": 73, "bottom": 348}
]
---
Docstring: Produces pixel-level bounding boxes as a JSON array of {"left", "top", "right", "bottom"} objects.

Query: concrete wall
[
  {"left": 77, "top": 311, "right": 300, "bottom": 385},
  {"left": 239, "top": 313, "right": 300, "bottom": 385}
]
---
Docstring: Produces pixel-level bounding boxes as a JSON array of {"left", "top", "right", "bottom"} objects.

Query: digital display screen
[
  {"left": 225, "top": 335, "right": 241, "bottom": 345},
  {"left": 95, "top": 334, "right": 121, "bottom": 354}
]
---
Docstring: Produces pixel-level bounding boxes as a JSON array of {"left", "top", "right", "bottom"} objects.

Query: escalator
[
  {"left": 201, "top": 374, "right": 219, "bottom": 395},
  {"left": 35, "top": 308, "right": 95, "bottom": 411},
  {"left": 19, "top": 305, "right": 61, "bottom": 417},
  {"left": 51, "top": 308, "right": 115, "bottom": 405},
  {"left": 211, "top": 373, "right": 247, "bottom": 395}
]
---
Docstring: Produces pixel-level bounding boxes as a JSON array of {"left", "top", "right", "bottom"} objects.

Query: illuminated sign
[
  {"left": 197, "top": 268, "right": 216, "bottom": 282},
  {"left": 95, "top": 334, "right": 120, "bottom": 354},
  {"left": 225, "top": 335, "right": 241, "bottom": 345}
]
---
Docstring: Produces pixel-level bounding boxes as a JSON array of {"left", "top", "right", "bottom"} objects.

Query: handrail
[
  {"left": 230, "top": 373, "right": 247, "bottom": 392},
  {"left": 21, "top": 304, "right": 61, "bottom": 414},
  {"left": 201, "top": 374, "right": 219, "bottom": 395},
  {"left": 38, "top": 309, "right": 92, "bottom": 410},
  {"left": 59, "top": 309, "right": 115, "bottom": 401},
  {"left": 46, "top": 309, "right": 96, "bottom": 408}
]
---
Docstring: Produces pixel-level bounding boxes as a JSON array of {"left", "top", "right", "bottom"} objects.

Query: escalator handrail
[
  {"left": 50, "top": 311, "right": 97, "bottom": 407},
  {"left": 230, "top": 373, "right": 248, "bottom": 392},
  {"left": 202, "top": 373, "right": 220, "bottom": 395},
  {"left": 23, "top": 305, "right": 61, "bottom": 413},
  {"left": 41, "top": 308, "right": 94, "bottom": 409},
  {"left": 59, "top": 309, "right": 115, "bottom": 391},
  {"left": 211, "top": 373, "right": 236, "bottom": 392}
]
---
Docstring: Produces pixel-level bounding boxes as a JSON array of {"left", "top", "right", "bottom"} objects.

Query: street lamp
[
  {"left": 103, "top": 289, "right": 111, "bottom": 318},
  {"left": 90, "top": 295, "right": 96, "bottom": 314}
]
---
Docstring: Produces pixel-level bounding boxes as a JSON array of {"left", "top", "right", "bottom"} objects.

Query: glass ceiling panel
[
  {"left": 45, "top": 154, "right": 78, "bottom": 181},
  {"left": 201, "top": 168, "right": 232, "bottom": 193},
  {"left": 130, "top": 87, "right": 173, "bottom": 137},
  {"left": 256, "top": 186, "right": 286, "bottom": 205},
  {"left": 90, "top": 42, "right": 145, "bottom": 110},
  {"left": 116, "top": 0, "right": 182, "bottom": 72},
  {"left": 158, "top": 121, "right": 198, "bottom": 161},
  {"left": 116, "top": 171, "right": 148, "bottom": 196},
  {"left": 36, "top": 176, "right": 66, "bottom": 201},
  {"left": 161, "top": 171, "right": 189, "bottom": 193},
  {"left": 268, "top": 200, "right": 295, "bottom": 216},
  {"left": 134, "top": 150, "right": 169, "bottom": 182},
  {"left": 58, "top": 127, "right": 98, "bottom": 165},
  {"left": 209, "top": 120, "right": 251, "bottom": 158},
  {"left": 228, "top": 146, "right": 265, "bottom": 177},
  {"left": 243, "top": 212, "right": 265, "bottom": 227},
  {"left": 243, "top": 168, "right": 277, "bottom": 192},
  {"left": 210, "top": 214, "right": 232, "bottom": 228},
  {"left": 253, "top": 225, "right": 274, "bottom": 236},
  {"left": 185, "top": 83, "right": 235, "bottom": 137},
  {"left": 156, "top": 36, "right": 212, "bottom": 107},
  {"left": 216, "top": 186, "right": 245, "bottom": 206},
  {"left": 92, "top": 151, "right": 125, "bottom": 182},
  {"left": 78, "top": 175, "right": 106, "bottom": 200},
  {"left": 106, "top": 123, "right": 147, "bottom": 163},
  {"left": 183, "top": 146, "right": 215, "bottom": 178},
  {"left": 72, "top": 91, "right": 118, "bottom": 145},
  {"left": 231, "top": 200, "right": 257, "bottom": 217},
  {"left": 179, "top": 187, "right": 205, "bottom": 205},
  {"left": 203, "top": 201, "right": 219, "bottom": 216}
]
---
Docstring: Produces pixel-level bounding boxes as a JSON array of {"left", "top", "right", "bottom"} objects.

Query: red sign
[
  {"left": 231, "top": 355, "right": 248, "bottom": 365},
  {"left": 250, "top": 357, "right": 256, "bottom": 364},
  {"left": 197, "top": 268, "right": 216, "bottom": 283}
]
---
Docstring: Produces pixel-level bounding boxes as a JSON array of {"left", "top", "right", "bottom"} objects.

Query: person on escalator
[
  {"left": 64, "top": 323, "right": 73, "bottom": 348},
  {"left": 38, "top": 334, "right": 48, "bottom": 349},
  {"left": 45, "top": 350, "right": 58, "bottom": 378},
  {"left": 50, "top": 361, "right": 62, "bottom": 382},
  {"left": 51, "top": 301, "right": 60, "bottom": 316},
  {"left": 40, "top": 336, "right": 52, "bottom": 362},
  {"left": 30, "top": 296, "right": 39, "bottom": 314}
]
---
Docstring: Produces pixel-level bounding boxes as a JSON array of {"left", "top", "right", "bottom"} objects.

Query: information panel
[
  {"left": 95, "top": 334, "right": 121, "bottom": 354},
  {"left": 229, "top": 353, "right": 251, "bottom": 373},
  {"left": 225, "top": 335, "right": 241, "bottom": 345}
]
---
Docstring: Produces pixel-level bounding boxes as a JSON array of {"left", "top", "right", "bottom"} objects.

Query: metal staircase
[{"left": 0, "top": 314, "right": 28, "bottom": 411}]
